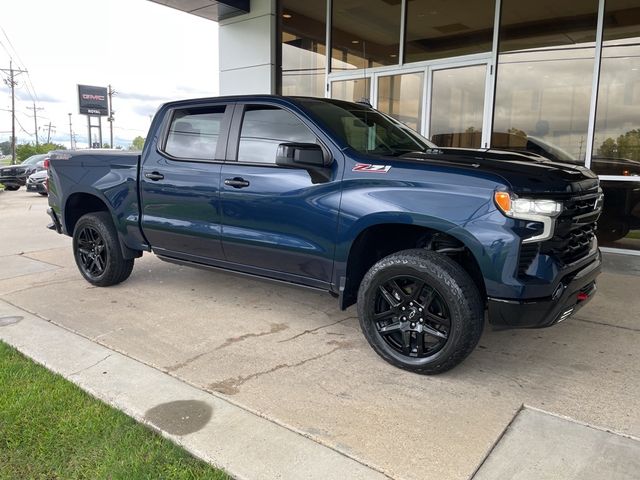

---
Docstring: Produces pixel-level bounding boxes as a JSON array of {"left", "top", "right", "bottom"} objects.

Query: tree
[
  {"left": 16, "top": 142, "right": 67, "bottom": 162},
  {"left": 129, "top": 136, "right": 145, "bottom": 151},
  {"left": 597, "top": 129, "right": 640, "bottom": 161},
  {"left": 0, "top": 141, "right": 10, "bottom": 156}
]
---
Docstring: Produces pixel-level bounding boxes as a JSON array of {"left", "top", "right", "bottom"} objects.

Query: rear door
[
  {"left": 219, "top": 102, "right": 343, "bottom": 288},
  {"left": 140, "top": 102, "right": 232, "bottom": 262}
]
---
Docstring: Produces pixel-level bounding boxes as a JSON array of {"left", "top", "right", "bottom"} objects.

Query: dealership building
[{"left": 152, "top": 0, "right": 639, "bottom": 254}]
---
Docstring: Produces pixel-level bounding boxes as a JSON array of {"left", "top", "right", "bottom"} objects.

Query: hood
[
  {"left": 398, "top": 148, "right": 599, "bottom": 196},
  {"left": 29, "top": 169, "right": 48, "bottom": 180}
]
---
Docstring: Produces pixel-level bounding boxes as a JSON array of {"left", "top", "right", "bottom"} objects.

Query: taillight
[{"left": 44, "top": 158, "right": 50, "bottom": 169}]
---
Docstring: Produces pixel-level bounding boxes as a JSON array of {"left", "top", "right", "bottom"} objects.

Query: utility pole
[
  {"left": 28, "top": 102, "right": 44, "bottom": 146},
  {"left": 68, "top": 113, "right": 74, "bottom": 149},
  {"left": 1, "top": 60, "right": 28, "bottom": 164},
  {"left": 107, "top": 84, "right": 116, "bottom": 148},
  {"left": 44, "top": 122, "right": 55, "bottom": 143}
]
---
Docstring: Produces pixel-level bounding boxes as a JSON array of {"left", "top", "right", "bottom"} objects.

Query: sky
[{"left": 0, "top": 0, "right": 219, "bottom": 149}]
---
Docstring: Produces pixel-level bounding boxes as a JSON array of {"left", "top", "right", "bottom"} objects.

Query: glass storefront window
[
  {"left": 430, "top": 65, "right": 486, "bottom": 148},
  {"left": 331, "top": 78, "right": 371, "bottom": 102},
  {"left": 331, "top": 0, "right": 401, "bottom": 71},
  {"left": 405, "top": 0, "right": 495, "bottom": 63},
  {"left": 280, "top": 1, "right": 326, "bottom": 96},
  {"left": 591, "top": 0, "right": 640, "bottom": 251},
  {"left": 377, "top": 73, "right": 425, "bottom": 132},
  {"left": 492, "top": 0, "right": 599, "bottom": 162}
]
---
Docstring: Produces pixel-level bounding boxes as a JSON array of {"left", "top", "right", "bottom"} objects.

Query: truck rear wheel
[
  {"left": 72, "top": 212, "right": 134, "bottom": 287},
  {"left": 357, "top": 249, "right": 483, "bottom": 374}
]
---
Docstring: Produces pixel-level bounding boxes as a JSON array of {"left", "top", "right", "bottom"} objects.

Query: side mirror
[{"left": 276, "top": 143, "right": 332, "bottom": 168}]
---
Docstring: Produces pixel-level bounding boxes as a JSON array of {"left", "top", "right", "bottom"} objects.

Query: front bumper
[
  {"left": 27, "top": 181, "right": 47, "bottom": 193},
  {"left": 0, "top": 176, "right": 27, "bottom": 187},
  {"left": 487, "top": 250, "right": 602, "bottom": 328}
]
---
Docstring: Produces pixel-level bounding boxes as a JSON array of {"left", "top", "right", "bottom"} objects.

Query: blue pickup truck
[{"left": 47, "top": 95, "right": 603, "bottom": 374}]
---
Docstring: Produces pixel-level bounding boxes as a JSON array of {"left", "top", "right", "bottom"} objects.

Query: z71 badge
[{"left": 352, "top": 163, "right": 392, "bottom": 173}]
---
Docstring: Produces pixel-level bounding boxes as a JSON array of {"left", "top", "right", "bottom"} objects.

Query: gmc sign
[{"left": 78, "top": 85, "right": 108, "bottom": 116}]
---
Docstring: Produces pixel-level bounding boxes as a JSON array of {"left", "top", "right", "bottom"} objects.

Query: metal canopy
[{"left": 149, "top": 0, "right": 249, "bottom": 22}]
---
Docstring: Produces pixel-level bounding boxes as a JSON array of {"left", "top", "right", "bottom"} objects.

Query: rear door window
[{"left": 164, "top": 106, "right": 227, "bottom": 160}]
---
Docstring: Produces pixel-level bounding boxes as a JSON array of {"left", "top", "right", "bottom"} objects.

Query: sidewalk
[{"left": 0, "top": 300, "right": 388, "bottom": 480}]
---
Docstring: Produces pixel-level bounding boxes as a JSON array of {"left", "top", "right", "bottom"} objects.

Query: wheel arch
[
  {"left": 338, "top": 219, "right": 487, "bottom": 310},
  {"left": 64, "top": 191, "right": 141, "bottom": 260}
]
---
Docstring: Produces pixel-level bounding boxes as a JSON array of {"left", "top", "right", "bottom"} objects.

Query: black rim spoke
[
  {"left": 422, "top": 324, "right": 448, "bottom": 340},
  {"left": 378, "top": 321, "right": 402, "bottom": 335},
  {"left": 373, "top": 274, "right": 450, "bottom": 359},
  {"left": 379, "top": 285, "right": 400, "bottom": 308},
  {"left": 76, "top": 226, "right": 107, "bottom": 278}
]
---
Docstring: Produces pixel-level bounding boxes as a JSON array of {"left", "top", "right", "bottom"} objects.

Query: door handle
[
  {"left": 224, "top": 177, "right": 250, "bottom": 188},
  {"left": 144, "top": 171, "right": 164, "bottom": 181}
]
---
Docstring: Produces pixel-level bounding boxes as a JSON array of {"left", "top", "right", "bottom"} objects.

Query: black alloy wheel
[
  {"left": 72, "top": 212, "right": 135, "bottom": 286},
  {"left": 374, "top": 275, "right": 450, "bottom": 358},
  {"left": 76, "top": 225, "right": 108, "bottom": 279},
  {"left": 358, "top": 249, "right": 484, "bottom": 374}
]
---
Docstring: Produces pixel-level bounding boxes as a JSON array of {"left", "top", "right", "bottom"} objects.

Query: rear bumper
[{"left": 487, "top": 250, "right": 601, "bottom": 328}]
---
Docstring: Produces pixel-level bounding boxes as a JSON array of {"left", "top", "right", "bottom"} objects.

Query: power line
[{"left": 0, "top": 24, "right": 37, "bottom": 103}]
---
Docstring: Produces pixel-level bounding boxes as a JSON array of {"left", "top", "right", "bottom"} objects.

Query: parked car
[
  {"left": 0, "top": 154, "right": 48, "bottom": 191},
  {"left": 26, "top": 169, "right": 48, "bottom": 195},
  {"left": 46, "top": 96, "right": 603, "bottom": 374}
]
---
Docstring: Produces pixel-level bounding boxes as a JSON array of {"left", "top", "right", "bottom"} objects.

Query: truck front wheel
[
  {"left": 72, "top": 212, "right": 134, "bottom": 287},
  {"left": 357, "top": 249, "right": 483, "bottom": 374}
]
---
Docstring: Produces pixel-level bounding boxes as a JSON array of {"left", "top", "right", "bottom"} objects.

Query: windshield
[
  {"left": 21, "top": 154, "right": 48, "bottom": 165},
  {"left": 295, "top": 98, "right": 435, "bottom": 156}
]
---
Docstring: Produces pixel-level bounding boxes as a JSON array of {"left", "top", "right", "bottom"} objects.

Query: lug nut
[
  {"left": 401, "top": 306, "right": 406, "bottom": 311},
  {"left": 409, "top": 302, "right": 414, "bottom": 306},
  {"left": 411, "top": 322, "right": 416, "bottom": 328},
  {"left": 402, "top": 316, "right": 407, "bottom": 321},
  {"left": 419, "top": 318, "right": 424, "bottom": 323},
  {"left": 418, "top": 307, "right": 423, "bottom": 312}
]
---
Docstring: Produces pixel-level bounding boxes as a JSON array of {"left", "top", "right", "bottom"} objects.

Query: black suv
[{"left": 0, "top": 154, "right": 48, "bottom": 191}]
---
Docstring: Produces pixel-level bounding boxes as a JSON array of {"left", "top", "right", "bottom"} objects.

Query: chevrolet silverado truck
[{"left": 46, "top": 95, "right": 603, "bottom": 374}]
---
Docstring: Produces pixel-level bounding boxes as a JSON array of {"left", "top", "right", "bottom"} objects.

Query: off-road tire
[
  {"left": 357, "top": 248, "right": 484, "bottom": 374},
  {"left": 72, "top": 212, "right": 134, "bottom": 287}
]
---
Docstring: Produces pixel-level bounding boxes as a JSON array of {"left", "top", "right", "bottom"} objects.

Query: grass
[{"left": 0, "top": 341, "right": 230, "bottom": 480}]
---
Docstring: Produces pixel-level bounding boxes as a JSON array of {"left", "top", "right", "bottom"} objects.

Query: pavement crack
[
  {"left": 216, "top": 322, "right": 289, "bottom": 350},
  {"left": 69, "top": 353, "right": 113, "bottom": 376},
  {"left": 278, "top": 316, "right": 355, "bottom": 343},
  {"left": 572, "top": 316, "right": 640, "bottom": 332},
  {"left": 208, "top": 343, "right": 350, "bottom": 395}
]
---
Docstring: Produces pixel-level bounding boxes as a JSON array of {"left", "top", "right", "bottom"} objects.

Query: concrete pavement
[{"left": 1, "top": 189, "right": 639, "bottom": 479}]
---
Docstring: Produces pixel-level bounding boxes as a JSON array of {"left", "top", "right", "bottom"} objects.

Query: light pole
[{"left": 68, "top": 113, "right": 74, "bottom": 149}]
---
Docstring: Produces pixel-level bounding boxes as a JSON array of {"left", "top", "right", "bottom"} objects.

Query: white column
[{"left": 218, "top": 0, "right": 277, "bottom": 95}]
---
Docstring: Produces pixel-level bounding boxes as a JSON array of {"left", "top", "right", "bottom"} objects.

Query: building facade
[{"left": 155, "top": 0, "right": 640, "bottom": 253}]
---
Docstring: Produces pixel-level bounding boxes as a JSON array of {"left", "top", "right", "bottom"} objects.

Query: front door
[
  {"left": 219, "top": 103, "right": 343, "bottom": 287},
  {"left": 140, "top": 103, "right": 232, "bottom": 262}
]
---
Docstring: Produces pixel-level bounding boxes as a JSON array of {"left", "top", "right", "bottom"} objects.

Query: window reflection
[
  {"left": 280, "top": 1, "right": 326, "bottom": 96},
  {"left": 331, "top": 78, "right": 371, "bottom": 102},
  {"left": 430, "top": 65, "right": 486, "bottom": 148},
  {"left": 377, "top": 73, "right": 424, "bottom": 132},
  {"left": 591, "top": 0, "right": 640, "bottom": 251},
  {"left": 331, "top": 0, "right": 400, "bottom": 70},
  {"left": 405, "top": 0, "right": 494, "bottom": 63},
  {"left": 598, "top": 180, "right": 640, "bottom": 251}
]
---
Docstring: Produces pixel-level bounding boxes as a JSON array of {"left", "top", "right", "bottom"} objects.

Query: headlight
[{"left": 494, "top": 191, "right": 562, "bottom": 243}]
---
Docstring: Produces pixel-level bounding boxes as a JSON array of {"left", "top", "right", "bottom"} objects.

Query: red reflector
[
  {"left": 577, "top": 292, "right": 589, "bottom": 301},
  {"left": 43, "top": 158, "right": 50, "bottom": 169}
]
